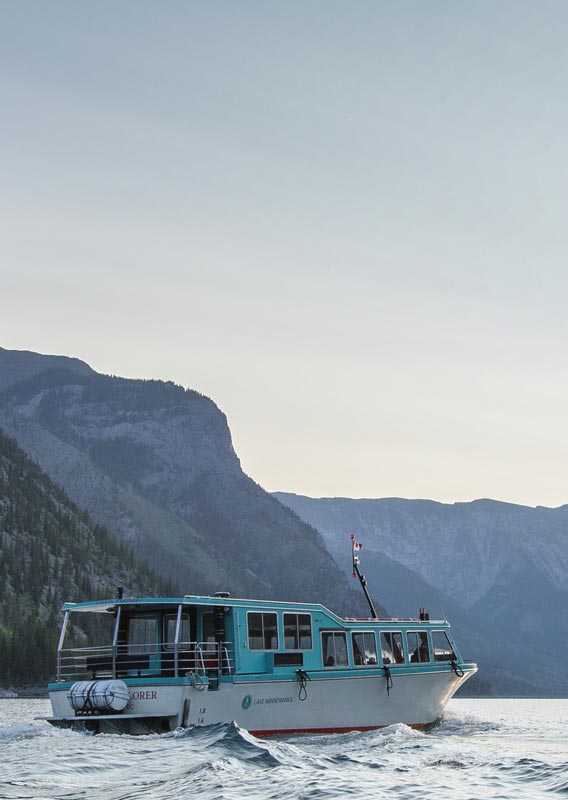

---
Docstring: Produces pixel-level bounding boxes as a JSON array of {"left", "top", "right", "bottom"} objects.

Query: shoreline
[{"left": 0, "top": 688, "right": 48, "bottom": 699}]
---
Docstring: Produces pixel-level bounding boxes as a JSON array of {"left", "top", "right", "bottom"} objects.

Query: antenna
[{"left": 350, "top": 534, "right": 378, "bottom": 619}]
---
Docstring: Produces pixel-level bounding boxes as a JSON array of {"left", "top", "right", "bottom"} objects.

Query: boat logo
[{"left": 241, "top": 694, "right": 252, "bottom": 711}]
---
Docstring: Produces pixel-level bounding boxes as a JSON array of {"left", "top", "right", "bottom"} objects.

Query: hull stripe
[{"left": 249, "top": 722, "right": 430, "bottom": 737}]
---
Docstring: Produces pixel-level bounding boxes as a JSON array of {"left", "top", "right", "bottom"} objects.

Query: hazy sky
[{"left": 2, "top": 2, "right": 568, "bottom": 506}]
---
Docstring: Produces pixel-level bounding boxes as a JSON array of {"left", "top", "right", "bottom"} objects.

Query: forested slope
[{"left": 0, "top": 430, "right": 178, "bottom": 687}]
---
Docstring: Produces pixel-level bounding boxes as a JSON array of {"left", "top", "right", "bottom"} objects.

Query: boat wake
[
  {"left": 433, "top": 708, "right": 503, "bottom": 736},
  {"left": 3, "top": 701, "right": 567, "bottom": 800},
  {"left": 169, "top": 722, "right": 287, "bottom": 766},
  {"left": 0, "top": 723, "right": 54, "bottom": 742}
]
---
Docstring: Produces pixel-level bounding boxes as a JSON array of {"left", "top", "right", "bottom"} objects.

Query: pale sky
[{"left": 2, "top": 1, "right": 568, "bottom": 507}]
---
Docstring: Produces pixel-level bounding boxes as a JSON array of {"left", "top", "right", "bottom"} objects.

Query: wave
[
  {"left": 498, "top": 757, "right": 568, "bottom": 787},
  {"left": 421, "top": 756, "right": 468, "bottom": 769},
  {"left": 0, "top": 723, "right": 52, "bottom": 742},
  {"left": 432, "top": 708, "right": 502, "bottom": 737},
  {"left": 3, "top": 701, "right": 566, "bottom": 800}
]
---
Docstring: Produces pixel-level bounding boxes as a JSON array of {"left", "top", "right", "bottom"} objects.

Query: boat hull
[{"left": 47, "top": 663, "right": 476, "bottom": 735}]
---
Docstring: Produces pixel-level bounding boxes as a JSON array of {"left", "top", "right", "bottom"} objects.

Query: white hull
[{"left": 48, "top": 666, "right": 474, "bottom": 735}]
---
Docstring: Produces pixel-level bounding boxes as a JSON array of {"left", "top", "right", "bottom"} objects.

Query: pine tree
[{"left": 0, "top": 429, "right": 179, "bottom": 687}]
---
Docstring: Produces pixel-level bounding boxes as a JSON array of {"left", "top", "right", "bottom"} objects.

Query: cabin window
[
  {"left": 431, "top": 630, "right": 456, "bottom": 662},
  {"left": 321, "top": 632, "right": 348, "bottom": 667},
  {"left": 351, "top": 632, "right": 378, "bottom": 666},
  {"left": 283, "top": 613, "right": 312, "bottom": 649},
  {"left": 247, "top": 612, "right": 278, "bottom": 650},
  {"left": 380, "top": 632, "right": 405, "bottom": 664},
  {"left": 127, "top": 616, "right": 158, "bottom": 654},
  {"left": 407, "top": 631, "right": 430, "bottom": 663},
  {"left": 163, "top": 614, "right": 191, "bottom": 650}
]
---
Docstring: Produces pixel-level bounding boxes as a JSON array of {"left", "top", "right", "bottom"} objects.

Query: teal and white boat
[{"left": 47, "top": 537, "right": 476, "bottom": 735}]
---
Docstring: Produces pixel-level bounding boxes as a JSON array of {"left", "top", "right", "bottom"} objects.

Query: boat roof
[
  {"left": 62, "top": 595, "right": 341, "bottom": 617},
  {"left": 61, "top": 595, "right": 446, "bottom": 625}
]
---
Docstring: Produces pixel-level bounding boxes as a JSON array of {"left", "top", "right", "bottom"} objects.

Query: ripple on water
[
  {"left": 0, "top": 723, "right": 51, "bottom": 743},
  {"left": 431, "top": 709, "right": 502, "bottom": 737},
  {"left": 1, "top": 699, "right": 567, "bottom": 800}
]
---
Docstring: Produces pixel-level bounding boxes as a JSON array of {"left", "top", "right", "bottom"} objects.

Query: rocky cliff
[{"left": 0, "top": 348, "right": 358, "bottom": 613}]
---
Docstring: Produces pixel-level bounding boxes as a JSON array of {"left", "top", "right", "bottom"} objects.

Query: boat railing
[{"left": 55, "top": 641, "right": 235, "bottom": 682}]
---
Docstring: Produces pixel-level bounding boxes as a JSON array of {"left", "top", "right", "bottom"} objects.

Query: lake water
[{"left": 0, "top": 698, "right": 566, "bottom": 799}]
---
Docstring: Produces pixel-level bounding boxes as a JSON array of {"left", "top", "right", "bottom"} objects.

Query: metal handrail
[
  {"left": 55, "top": 641, "right": 236, "bottom": 681},
  {"left": 222, "top": 645, "right": 233, "bottom": 674}
]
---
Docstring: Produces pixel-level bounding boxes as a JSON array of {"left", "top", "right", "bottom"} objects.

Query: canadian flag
[{"left": 350, "top": 533, "right": 362, "bottom": 551}]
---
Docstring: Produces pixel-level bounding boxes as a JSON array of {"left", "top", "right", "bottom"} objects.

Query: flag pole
[{"left": 350, "top": 533, "right": 378, "bottom": 619}]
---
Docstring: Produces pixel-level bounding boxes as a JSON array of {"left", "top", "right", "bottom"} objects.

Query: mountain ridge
[
  {"left": 274, "top": 491, "right": 568, "bottom": 696},
  {"left": 0, "top": 348, "right": 361, "bottom": 614}
]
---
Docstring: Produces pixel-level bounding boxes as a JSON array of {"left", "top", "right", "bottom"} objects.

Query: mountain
[
  {"left": 0, "top": 429, "right": 178, "bottom": 687},
  {"left": 0, "top": 347, "right": 94, "bottom": 393},
  {"left": 0, "top": 348, "right": 359, "bottom": 614},
  {"left": 274, "top": 493, "right": 568, "bottom": 697}
]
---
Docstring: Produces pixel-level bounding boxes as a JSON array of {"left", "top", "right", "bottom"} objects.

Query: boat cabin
[{"left": 54, "top": 594, "right": 462, "bottom": 687}]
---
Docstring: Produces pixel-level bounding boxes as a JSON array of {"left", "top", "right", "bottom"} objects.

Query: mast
[{"left": 350, "top": 533, "right": 378, "bottom": 619}]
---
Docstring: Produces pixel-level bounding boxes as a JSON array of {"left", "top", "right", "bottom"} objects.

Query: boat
[{"left": 46, "top": 536, "right": 477, "bottom": 735}]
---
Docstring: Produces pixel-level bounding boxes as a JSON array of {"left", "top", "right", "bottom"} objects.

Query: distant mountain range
[
  {"left": 0, "top": 347, "right": 359, "bottom": 617},
  {"left": 2, "top": 346, "right": 565, "bottom": 696},
  {"left": 274, "top": 493, "right": 568, "bottom": 697}
]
